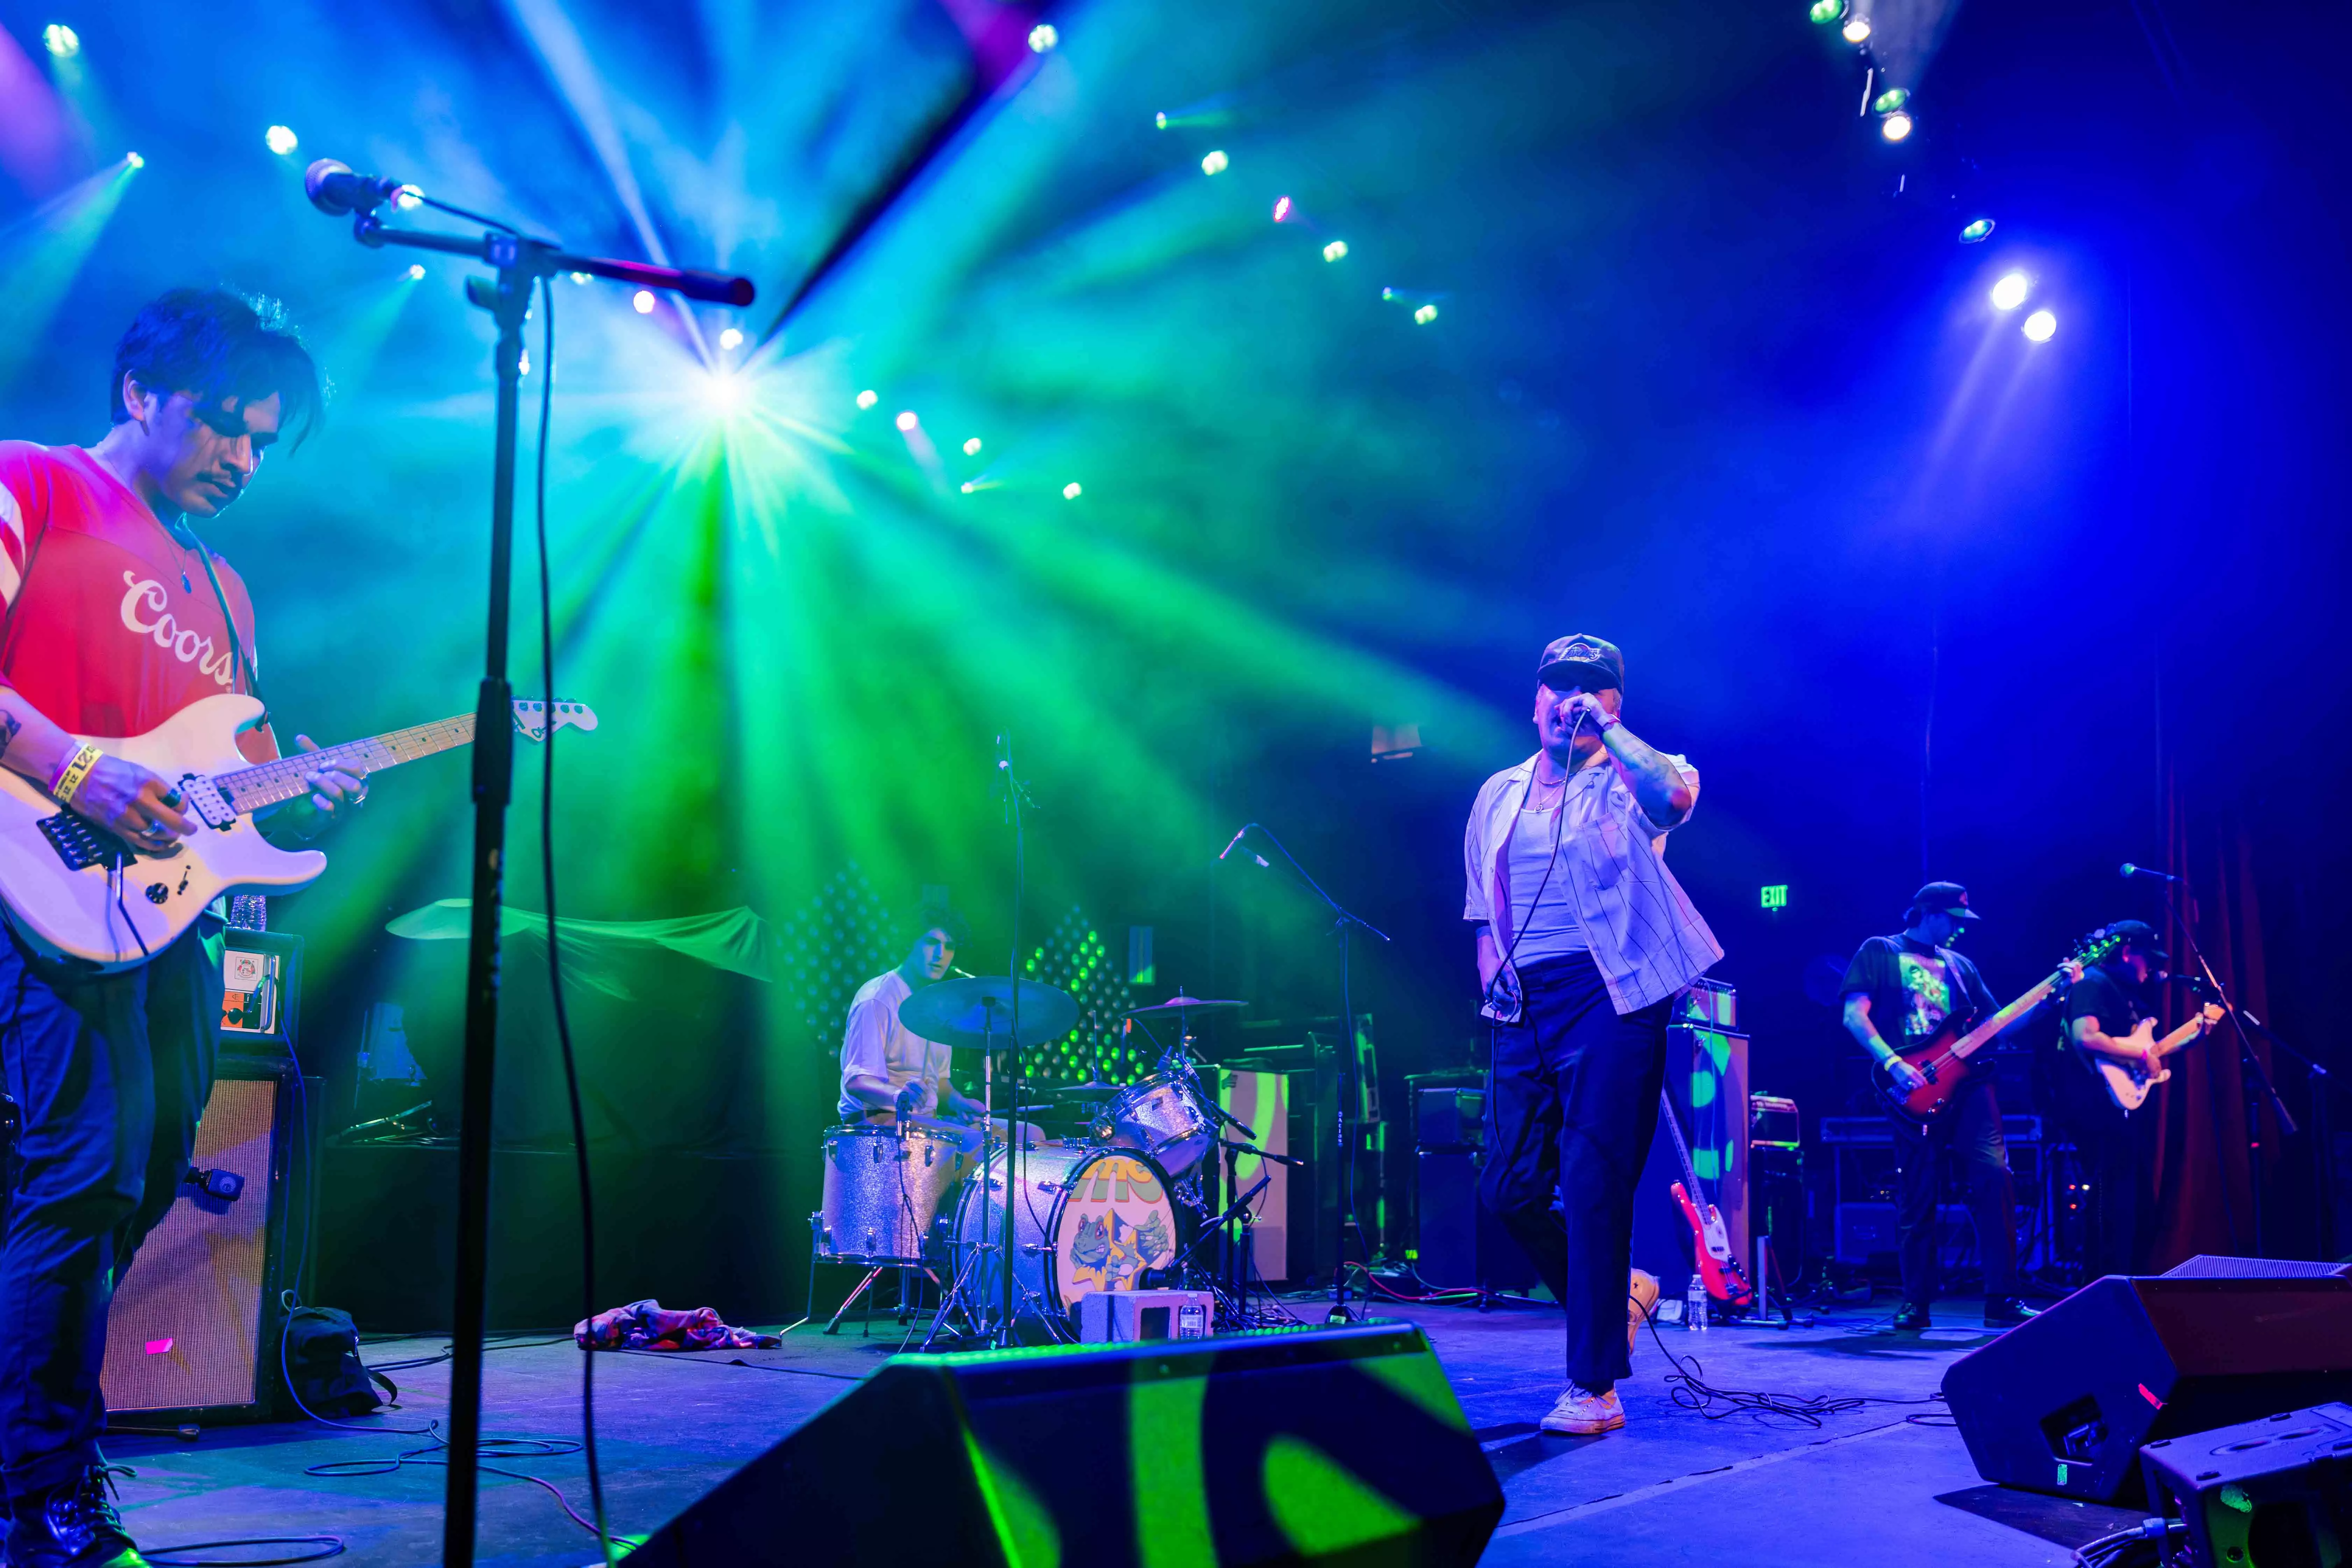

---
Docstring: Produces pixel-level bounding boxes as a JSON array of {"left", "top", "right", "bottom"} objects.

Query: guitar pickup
[
  {"left": 37, "top": 814, "right": 134, "bottom": 872},
  {"left": 176, "top": 775, "right": 239, "bottom": 830}
]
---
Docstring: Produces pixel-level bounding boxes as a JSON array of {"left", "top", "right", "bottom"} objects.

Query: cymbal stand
[{"left": 916, "top": 1008, "right": 1001, "bottom": 1351}]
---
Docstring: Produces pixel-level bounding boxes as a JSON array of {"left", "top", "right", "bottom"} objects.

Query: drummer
[{"left": 838, "top": 909, "right": 990, "bottom": 1129}]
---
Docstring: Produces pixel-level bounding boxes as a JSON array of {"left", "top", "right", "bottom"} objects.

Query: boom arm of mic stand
[{"left": 351, "top": 215, "right": 756, "bottom": 305}]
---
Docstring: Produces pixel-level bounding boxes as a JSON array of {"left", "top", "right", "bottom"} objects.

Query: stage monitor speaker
[
  {"left": 100, "top": 1055, "right": 314, "bottom": 1424},
  {"left": 629, "top": 1320, "right": 1503, "bottom": 1567},
  {"left": 1943, "top": 1270, "right": 2352, "bottom": 1506},
  {"left": 2140, "top": 1402, "right": 2352, "bottom": 1568}
]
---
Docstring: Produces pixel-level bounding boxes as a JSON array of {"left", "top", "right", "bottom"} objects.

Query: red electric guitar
[
  {"left": 1659, "top": 1088, "right": 1754, "bottom": 1311},
  {"left": 1873, "top": 930, "right": 2123, "bottom": 1125}
]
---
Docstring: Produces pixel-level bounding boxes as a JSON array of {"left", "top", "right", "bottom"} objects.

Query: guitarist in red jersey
[
  {"left": 1839, "top": 882, "right": 2037, "bottom": 1333},
  {"left": 0, "top": 290, "right": 362, "bottom": 1567}
]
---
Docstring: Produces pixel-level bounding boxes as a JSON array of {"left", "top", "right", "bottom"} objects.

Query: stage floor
[{"left": 102, "top": 1296, "right": 2131, "bottom": 1566}]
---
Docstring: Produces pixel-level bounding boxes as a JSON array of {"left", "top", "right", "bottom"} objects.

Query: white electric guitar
[
  {"left": 2094, "top": 1002, "right": 2227, "bottom": 1112},
  {"left": 0, "top": 692, "right": 596, "bottom": 971}
]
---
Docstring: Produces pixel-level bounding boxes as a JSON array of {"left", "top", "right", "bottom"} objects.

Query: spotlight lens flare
[
  {"left": 1990, "top": 271, "right": 2031, "bottom": 310},
  {"left": 632, "top": 290, "right": 656, "bottom": 314},
  {"left": 1155, "top": 112, "right": 1169, "bottom": 130},
  {"left": 1960, "top": 217, "right": 1996, "bottom": 243},
  {"left": 894, "top": 411, "right": 919, "bottom": 432},
  {"left": 1842, "top": 17, "right": 1871, "bottom": 42},
  {"left": 42, "top": 23, "right": 78, "bottom": 57},
  {"left": 265, "top": 126, "right": 298, "bottom": 156},
  {"left": 1880, "top": 111, "right": 1914, "bottom": 142},
  {"left": 406, "top": 263, "right": 425, "bottom": 281},
  {"left": 1027, "top": 23, "right": 1058, "bottom": 53},
  {"left": 856, "top": 389, "right": 878, "bottom": 410},
  {"left": 961, "top": 481, "right": 976, "bottom": 494},
  {"left": 570, "top": 271, "right": 593, "bottom": 284},
  {"left": 125, "top": 152, "right": 144, "bottom": 170},
  {"left": 963, "top": 437, "right": 982, "bottom": 455},
  {"left": 718, "top": 327, "right": 744, "bottom": 350},
  {"left": 1413, "top": 304, "right": 1439, "bottom": 325},
  {"left": 705, "top": 374, "right": 745, "bottom": 411},
  {"left": 395, "top": 185, "right": 423, "bottom": 211},
  {"left": 1872, "top": 87, "right": 1910, "bottom": 113},
  {"left": 1807, "top": 0, "right": 1843, "bottom": 22},
  {"left": 1201, "top": 149, "right": 1229, "bottom": 176},
  {"left": 2022, "top": 309, "right": 2057, "bottom": 342},
  {"left": 1272, "top": 196, "right": 1292, "bottom": 223},
  {"left": 1323, "top": 240, "right": 1349, "bottom": 262},
  {"left": 1063, "top": 482, "right": 1083, "bottom": 500}
]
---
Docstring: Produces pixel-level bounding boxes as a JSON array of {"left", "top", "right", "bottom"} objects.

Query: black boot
[
  {"left": 6, "top": 1463, "right": 146, "bottom": 1568},
  {"left": 1891, "top": 1300, "right": 1932, "bottom": 1332},
  {"left": 1983, "top": 1296, "right": 2040, "bottom": 1330}
]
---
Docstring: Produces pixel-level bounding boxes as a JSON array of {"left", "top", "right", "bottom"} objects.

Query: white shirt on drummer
[{"left": 836, "top": 969, "right": 955, "bottom": 1120}]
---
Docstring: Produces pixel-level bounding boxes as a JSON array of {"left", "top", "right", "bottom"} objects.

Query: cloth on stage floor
[
  {"left": 574, "top": 1299, "right": 781, "bottom": 1352},
  {"left": 385, "top": 899, "right": 774, "bottom": 999}
]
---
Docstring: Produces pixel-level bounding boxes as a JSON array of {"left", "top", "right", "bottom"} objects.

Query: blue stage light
[{"left": 1990, "top": 272, "right": 2031, "bottom": 310}]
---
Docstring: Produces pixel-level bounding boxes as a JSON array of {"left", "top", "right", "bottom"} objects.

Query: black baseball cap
[
  {"left": 2099, "top": 919, "right": 2171, "bottom": 970},
  {"left": 1907, "top": 881, "right": 1981, "bottom": 923},
  {"left": 1537, "top": 633, "right": 1625, "bottom": 693}
]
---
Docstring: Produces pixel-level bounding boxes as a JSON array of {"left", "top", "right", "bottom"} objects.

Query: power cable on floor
[{"left": 1633, "top": 1294, "right": 1951, "bottom": 1428}]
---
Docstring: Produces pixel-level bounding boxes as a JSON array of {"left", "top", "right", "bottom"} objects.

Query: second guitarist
[{"left": 1840, "top": 881, "right": 2037, "bottom": 1332}]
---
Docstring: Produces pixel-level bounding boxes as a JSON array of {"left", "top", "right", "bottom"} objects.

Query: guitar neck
[
  {"left": 2151, "top": 1013, "right": 2210, "bottom": 1060},
  {"left": 213, "top": 713, "right": 477, "bottom": 812},
  {"left": 1949, "top": 971, "right": 2064, "bottom": 1062},
  {"left": 1658, "top": 1089, "right": 1706, "bottom": 1195}
]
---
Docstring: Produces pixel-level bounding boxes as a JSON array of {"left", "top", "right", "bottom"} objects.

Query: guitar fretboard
[
  {"left": 1951, "top": 973, "right": 2063, "bottom": 1061},
  {"left": 215, "top": 714, "right": 476, "bottom": 810}
]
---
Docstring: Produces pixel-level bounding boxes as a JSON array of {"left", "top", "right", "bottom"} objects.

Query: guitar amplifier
[{"left": 102, "top": 1054, "right": 320, "bottom": 1424}]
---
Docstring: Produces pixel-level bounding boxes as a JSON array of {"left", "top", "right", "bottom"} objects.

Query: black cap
[
  {"left": 1907, "top": 881, "right": 1981, "bottom": 923},
  {"left": 2097, "top": 919, "right": 2170, "bottom": 971},
  {"left": 1537, "top": 633, "right": 1625, "bottom": 694}
]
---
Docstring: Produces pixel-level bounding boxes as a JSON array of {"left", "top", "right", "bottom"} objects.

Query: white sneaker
[{"left": 1540, "top": 1383, "right": 1625, "bottom": 1435}]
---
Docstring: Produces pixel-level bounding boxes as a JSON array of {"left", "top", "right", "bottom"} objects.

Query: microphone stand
[
  {"left": 324, "top": 193, "right": 751, "bottom": 1568},
  {"left": 996, "top": 732, "right": 1036, "bottom": 1346},
  {"left": 1231, "top": 824, "right": 1389, "bottom": 1323}
]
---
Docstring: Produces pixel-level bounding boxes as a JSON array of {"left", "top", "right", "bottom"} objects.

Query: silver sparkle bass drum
[{"left": 947, "top": 1145, "right": 1181, "bottom": 1324}]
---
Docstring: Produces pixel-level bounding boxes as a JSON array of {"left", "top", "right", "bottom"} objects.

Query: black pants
[
  {"left": 2052, "top": 1065, "right": 2154, "bottom": 1277},
  {"left": 1889, "top": 1076, "right": 2017, "bottom": 1306},
  {"left": 0, "top": 920, "right": 220, "bottom": 1500},
  {"left": 1479, "top": 952, "right": 1669, "bottom": 1393}
]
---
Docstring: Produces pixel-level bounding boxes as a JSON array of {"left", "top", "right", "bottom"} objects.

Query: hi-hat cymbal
[
  {"left": 1125, "top": 994, "right": 1247, "bottom": 1018},
  {"left": 897, "top": 976, "right": 1079, "bottom": 1050}
]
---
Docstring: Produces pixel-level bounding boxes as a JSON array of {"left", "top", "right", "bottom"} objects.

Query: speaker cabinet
[
  {"left": 630, "top": 1321, "right": 1503, "bottom": 1567},
  {"left": 101, "top": 1055, "right": 316, "bottom": 1424},
  {"left": 2141, "top": 1402, "right": 2352, "bottom": 1568},
  {"left": 1943, "top": 1271, "right": 2352, "bottom": 1505}
]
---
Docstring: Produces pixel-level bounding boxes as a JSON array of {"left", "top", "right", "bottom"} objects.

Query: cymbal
[
  {"left": 897, "top": 976, "right": 1079, "bottom": 1051},
  {"left": 1125, "top": 994, "right": 1247, "bottom": 1018},
  {"left": 1049, "top": 1079, "right": 1121, "bottom": 1099}
]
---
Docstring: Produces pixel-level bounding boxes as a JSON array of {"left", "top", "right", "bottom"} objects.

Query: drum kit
[{"left": 809, "top": 982, "right": 1293, "bottom": 1345}]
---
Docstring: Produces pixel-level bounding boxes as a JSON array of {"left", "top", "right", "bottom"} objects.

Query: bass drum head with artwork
[{"left": 1049, "top": 1148, "right": 1181, "bottom": 1309}]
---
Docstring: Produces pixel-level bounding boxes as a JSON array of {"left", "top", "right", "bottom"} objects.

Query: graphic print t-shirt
[
  {"left": 1840, "top": 934, "right": 1997, "bottom": 1046},
  {"left": 0, "top": 442, "right": 276, "bottom": 762}
]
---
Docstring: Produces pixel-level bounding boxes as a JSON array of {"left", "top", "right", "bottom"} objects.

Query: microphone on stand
[
  {"left": 2121, "top": 863, "right": 2180, "bottom": 883},
  {"left": 1218, "top": 824, "right": 1251, "bottom": 861},
  {"left": 303, "top": 159, "right": 405, "bottom": 216}
]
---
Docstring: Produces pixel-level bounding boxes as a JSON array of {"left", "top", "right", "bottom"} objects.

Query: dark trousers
[
  {"left": 1479, "top": 952, "right": 1669, "bottom": 1393},
  {"left": 0, "top": 920, "right": 220, "bottom": 1500},
  {"left": 1888, "top": 1076, "right": 2017, "bottom": 1306},
  {"left": 2053, "top": 1066, "right": 2154, "bottom": 1278}
]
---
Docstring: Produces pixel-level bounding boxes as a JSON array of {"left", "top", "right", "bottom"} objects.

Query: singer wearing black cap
[{"left": 1839, "top": 882, "right": 2036, "bottom": 1331}]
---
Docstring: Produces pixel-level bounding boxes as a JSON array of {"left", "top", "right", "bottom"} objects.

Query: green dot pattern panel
[
  {"left": 773, "top": 864, "right": 904, "bottom": 1054},
  {"left": 1019, "top": 904, "right": 1139, "bottom": 1087}
]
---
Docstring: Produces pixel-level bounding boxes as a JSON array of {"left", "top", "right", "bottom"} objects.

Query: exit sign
[{"left": 1761, "top": 885, "right": 1789, "bottom": 910}]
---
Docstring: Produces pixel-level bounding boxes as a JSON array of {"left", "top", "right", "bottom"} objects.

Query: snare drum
[
  {"left": 948, "top": 1145, "right": 1181, "bottom": 1321},
  {"left": 1105, "top": 1074, "right": 1218, "bottom": 1176},
  {"left": 815, "top": 1122, "right": 972, "bottom": 1266}
]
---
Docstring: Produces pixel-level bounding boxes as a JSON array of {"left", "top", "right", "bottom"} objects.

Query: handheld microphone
[
  {"left": 304, "top": 158, "right": 404, "bottom": 216},
  {"left": 1219, "top": 824, "right": 1251, "bottom": 861},
  {"left": 2120, "top": 863, "right": 2180, "bottom": 884}
]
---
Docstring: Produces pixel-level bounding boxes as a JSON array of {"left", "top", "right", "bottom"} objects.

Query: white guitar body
[
  {"left": 2095, "top": 1007, "right": 2223, "bottom": 1112},
  {"left": 0, "top": 696, "right": 321, "bottom": 971}
]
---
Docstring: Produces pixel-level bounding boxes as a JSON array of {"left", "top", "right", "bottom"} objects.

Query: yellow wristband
[{"left": 52, "top": 744, "right": 102, "bottom": 807}]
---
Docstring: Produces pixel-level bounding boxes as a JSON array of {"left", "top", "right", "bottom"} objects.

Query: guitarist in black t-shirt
[{"left": 1839, "top": 882, "right": 2037, "bottom": 1331}]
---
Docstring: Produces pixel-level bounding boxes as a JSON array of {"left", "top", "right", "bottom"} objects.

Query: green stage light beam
[{"left": 0, "top": 157, "right": 141, "bottom": 396}]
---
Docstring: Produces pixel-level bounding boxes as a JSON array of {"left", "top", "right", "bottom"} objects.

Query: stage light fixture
[
  {"left": 570, "top": 271, "right": 592, "bottom": 284},
  {"left": 1872, "top": 86, "right": 1910, "bottom": 113},
  {"left": 1990, "top": 271, "right": 2031, "bottom": 310},
  {"left": 963, "top": 437, "right": 982, "bottom": 455},
  {"left": 1808, "top": 0, "right": 1842, "bottom": 23},
  {"left": 1273, "top": 196, "right": 1292, "bottom": 222},
  {"left": 125, "top": 152, "right": 143, "bottom": 169},
  {"left": 1155, "top": 112, "right": 1169, "bottom": 129},
  {"left": 1028, "top": 23, "right": 1058, "bottom": 53},
  {"left": 961, "top": 481, "right": 976, "bottom": 494},
  {"left": 1843, "top": 16, "right": 1872, "bottom": 42},
  {"left": 517, "top": 350, "right": 531, "bottom": 377},
  {"left": 406, "top": 264, "right": 425, "bottom": 281},
  {"left": 856, "top": 389, "right": 879, "bottom": 410},
  {"left": 1880, "top": 111, "right": 1914, "bottom": 142},
  {"left": 1414, "top": 304, "right": 1439, "bottom": 324},
  {"left": 396, "top": 186, "right": 423, "bottom": 211},
  {"left": 1201, "top": 149, "right": 1229, "bottom": 176},
  {"left": 42, "top": 23, "right": 77, "bottom": 57},
  {"left": 1323, "top": 240, "right": 1348, "bottom": 262},
  {"left": 632, "top": 290, "right": 656, "bottom": 314},
  {"left": 265, "top": 125, "right": 298, "bottom": 156},
  {"left": 1063, "top": 482, "right": 1083, "bottom": 499},
  {"left": 895, "top": 411, "right": 919, "bottom": 432},
  {"left": 2022, "top": 309, "right": 2057, "bottom": 341},
  {"left": 1959, "top": 217, "right": 1995, "bottom": 243},
  {"left": 718, "top": 327, "right": 744, "bottom": 350},
  {"left": 705, "top": 374, "right": 744, "bottom": 411}
]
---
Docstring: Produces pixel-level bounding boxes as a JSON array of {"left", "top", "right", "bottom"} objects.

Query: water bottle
[{"left": 1684, "top": 1273, "right": 1710, "bottom": 1332}]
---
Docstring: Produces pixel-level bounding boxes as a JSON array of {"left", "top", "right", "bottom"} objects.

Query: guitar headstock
[
  {"left": 2065, "top": 928, "right": 2131, "bottom": 974},
  {"left": 511, "top": 699, "right": 599, "bottom": 743}
]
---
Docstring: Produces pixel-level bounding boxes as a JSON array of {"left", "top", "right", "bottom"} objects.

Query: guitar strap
[{"left": 180, "top": 523, "right": 270, "bottom": 730}]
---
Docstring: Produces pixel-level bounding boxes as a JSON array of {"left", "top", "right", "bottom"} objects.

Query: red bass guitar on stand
[{"left": 1659, "top": 1087, "right": 1754, "bottom": 1311}]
